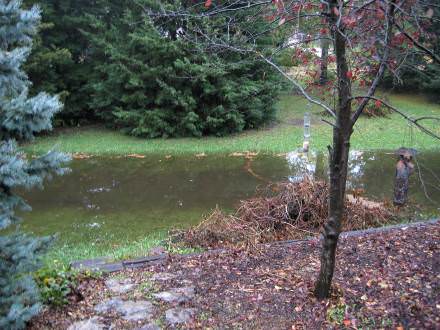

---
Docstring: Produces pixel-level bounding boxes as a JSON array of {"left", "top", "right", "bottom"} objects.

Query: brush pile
[{"left": 176, "top": 179, "right": 394, "bottom": 249}]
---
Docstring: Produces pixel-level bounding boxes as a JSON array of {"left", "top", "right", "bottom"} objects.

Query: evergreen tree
[
  {"left": 0, "top": 1, "right": 70, "bottom": 328},
  {"left": 23, "top": 0, "right": 281, "bottom": 136},
  {"left": 22, "top": 0, "right": 102, "bottom": 124},
  {"left": 21, "top": 0, "right": 164, "bottom": 125},
  {"left": 88, "top": 0, "right": 281, "bottom": 137}
]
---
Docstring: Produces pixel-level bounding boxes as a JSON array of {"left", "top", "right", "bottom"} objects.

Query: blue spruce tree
[{"left": 0, "top": 1, "right": 70, "bottom": 328}]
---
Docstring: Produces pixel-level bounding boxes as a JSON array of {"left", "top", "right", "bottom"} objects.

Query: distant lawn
[{"left": 24, "top": 93, "right": 440, "bottom": 156}]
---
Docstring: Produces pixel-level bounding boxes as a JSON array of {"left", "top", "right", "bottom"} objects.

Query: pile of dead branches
[{"left": 176, "top": 179, "right": 394, "bottom": 249}]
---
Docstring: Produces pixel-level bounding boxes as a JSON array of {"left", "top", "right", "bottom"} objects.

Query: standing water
[{"left": 19, "top": 151, "right": 440, "bottom": 251}]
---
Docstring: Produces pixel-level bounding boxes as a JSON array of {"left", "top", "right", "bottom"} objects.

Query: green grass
[
  {"left": 24, "top": 93, "right": 440, "bottom": 156},
  {"left": 45, "top": 232, "right": 165, "bottom": 266},
  {"left": 44, "top": 230, "right": 202, "bottom": 266}
]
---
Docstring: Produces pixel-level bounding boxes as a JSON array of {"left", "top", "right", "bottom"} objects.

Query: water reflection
[{"left": 286, "top": 151, "right": 318, "bottom": 182}]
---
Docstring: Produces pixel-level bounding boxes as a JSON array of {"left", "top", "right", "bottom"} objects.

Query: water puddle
[{"left": 19, "top": 151, "right": 439, "bottom": 247}]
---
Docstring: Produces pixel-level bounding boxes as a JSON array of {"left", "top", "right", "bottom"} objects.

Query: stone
[
  {"left": 100, "top": 262, "right": 124, "bottom": 273},
  {"left": 105, "top": 278, "right": 135, "bottom": 294},
  {"left": 118, "top": 300, "right": 154, "bottom": 321},
  {"left": 95, "top": 299, "right": 154, "bottom": 321},
  {"left": 70, "top": 257, "right": 114, "bottom": 271},
  {"left": 67, "top": 317, "right": 105, "bottom": 330},
  {"left": 165, "top": 307, "right": 197, "bottom": 325},
  {"left": 123, "top": 255, "right": 166, "bottom": 269},
  {"left": 150, "top": 272, "right": 176, "bottom": 281},
  {"left": 136, "top": 323, "right": 161, "bottom": 330},
  {"left": 153, "top": 286, "right": 195, "bottom": 303},
  {"left": 94, "top": 298, "right": 123, "bottom": 313}
]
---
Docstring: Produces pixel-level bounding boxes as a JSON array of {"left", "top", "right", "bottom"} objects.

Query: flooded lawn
[{"left": 19, "top": 151, "right": 440, "bottom": 251}]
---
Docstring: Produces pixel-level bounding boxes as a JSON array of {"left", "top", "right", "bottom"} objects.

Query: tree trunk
[
  {"left": 314, "top": 6, "right": 353, "bottom": 299},
  {"left": 319, "top": 37, "right": 329, "bottom": 85},
  {"left": 393, "top": 156, "right": 414, "bottom": 205}
]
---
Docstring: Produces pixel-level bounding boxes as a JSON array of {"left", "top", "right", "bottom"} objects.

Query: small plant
[
  {"left": 357, "top": 315, "right": 394, "bottom": 330},
  {"left": 134, "top": 280, "right": 158, "bottom": 300},
  {"left": 34, "top": 262, "right": 77, "bottom": 307},
  {"left": 165, "top": 243, "right": 204, "bottom": 255},
  {"left": 199, "top": 311, "right": 211, "bottom": 321},
  {"left": 326, "top": 302, "right": 347, "bottom": 325}
]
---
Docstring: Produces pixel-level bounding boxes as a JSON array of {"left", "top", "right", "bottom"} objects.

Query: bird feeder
[{"left": 303, "top": 111, "right": 311, "bottom": 152}]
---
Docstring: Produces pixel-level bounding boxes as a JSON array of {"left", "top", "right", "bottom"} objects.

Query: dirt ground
[{"left": 31, "top": 220, "right": 440, "bottom": 329}]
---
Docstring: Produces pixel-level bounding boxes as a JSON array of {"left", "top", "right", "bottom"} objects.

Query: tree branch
[
  {"left": 260, "top": 55, "right": 337, "bottom": 118},
  {"left": 350, "top": 0, "right": 396, "bottom": 126},
  {"left": 395, "top": 21, "right": 440, "bottom": 65},
  {"left": 350, "top": 95, "right": 440, "bottom": 141}
]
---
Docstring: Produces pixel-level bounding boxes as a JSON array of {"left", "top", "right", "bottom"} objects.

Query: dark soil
[{"left": 30, "top": 221, "right": 440, "bottom": 329}]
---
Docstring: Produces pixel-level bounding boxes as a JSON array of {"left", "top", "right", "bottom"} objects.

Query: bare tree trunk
[
  {"left": 393, "top": 155, "right": 414, "bottom": 205},
  {"left": 319, "top": 37, "right": 329, "bottom": 85},
  {"left": 314, "top": 7, "right": 353, "bottom": 299}
]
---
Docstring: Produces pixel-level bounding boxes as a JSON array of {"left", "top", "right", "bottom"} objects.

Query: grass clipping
[{"left": 177, "top": 179, "right": 394, "bottom": 249}]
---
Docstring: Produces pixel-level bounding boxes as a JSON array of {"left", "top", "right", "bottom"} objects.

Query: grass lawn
[{"left": 24, "top": 93, "right": 440, "bottom": 156}]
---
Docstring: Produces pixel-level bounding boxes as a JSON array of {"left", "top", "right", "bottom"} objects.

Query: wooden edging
[{"left": 70, "top": 218, "right": 439, "bottom": 273}]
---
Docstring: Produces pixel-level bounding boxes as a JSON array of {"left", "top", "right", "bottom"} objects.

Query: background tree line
[
  {"left": 23, "top": 0, "right": 439, "bottom": 138},
  {"left": 23, "top": 0, "right": 284, "bottom": 137}
]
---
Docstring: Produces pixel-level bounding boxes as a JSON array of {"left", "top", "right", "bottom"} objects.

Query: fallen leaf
[
  {"left": 343, "top": 319, "right": 351, "bottom": 327},
  {"left": 127, "top": 153, "right": 145, "bottom": 159}
]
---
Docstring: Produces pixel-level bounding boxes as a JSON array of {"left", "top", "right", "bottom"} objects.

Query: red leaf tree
[{"left": 147, "top": 0, "right": 440, "bottom": 298}]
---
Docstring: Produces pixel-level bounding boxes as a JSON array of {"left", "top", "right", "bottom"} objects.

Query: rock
[
  {"left": 67, "top": 317, "right": 105, "bottom": 330},
  {"left": 70, "top": 257, "right": 111, "bottom": 271},
  {"left": 165, "top": 307, "right": 197, "bottom": 325},
  {"left": 99, "top": 262, "right": 124, "bottom": 273},
  {"left": 153, "top": 286, "right": 195, "bottom": 303},
  {"left": 105, "top": 278, "right": 135, "bottom": 294},
  {"left": 136, "top": 323, "right": 161, "bottom": 330},
  {"left": 95, "top": 299, "right": 154, "bottom": 321},
  {"left": 118, "top": 300, "right": 154, "bottom": 321},
  {"left": 94, "top": 298, "right": 123, "bottom": 313},
  {"left": 150, "top": 272, "right": 176, "bottom": 281}
]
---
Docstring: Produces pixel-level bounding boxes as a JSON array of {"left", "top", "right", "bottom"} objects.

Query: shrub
[{"left": 34, "top": 265, "right": 76, "bottom": 307}]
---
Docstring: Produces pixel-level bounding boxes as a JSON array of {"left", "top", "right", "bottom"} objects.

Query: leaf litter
[{"left": 30, "top": 221, "right": 440, "bottom": 329}]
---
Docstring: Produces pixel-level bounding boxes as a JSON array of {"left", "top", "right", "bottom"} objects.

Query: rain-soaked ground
[{"left": 19, "top": 151, "right": 440, "bottom": 247}]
